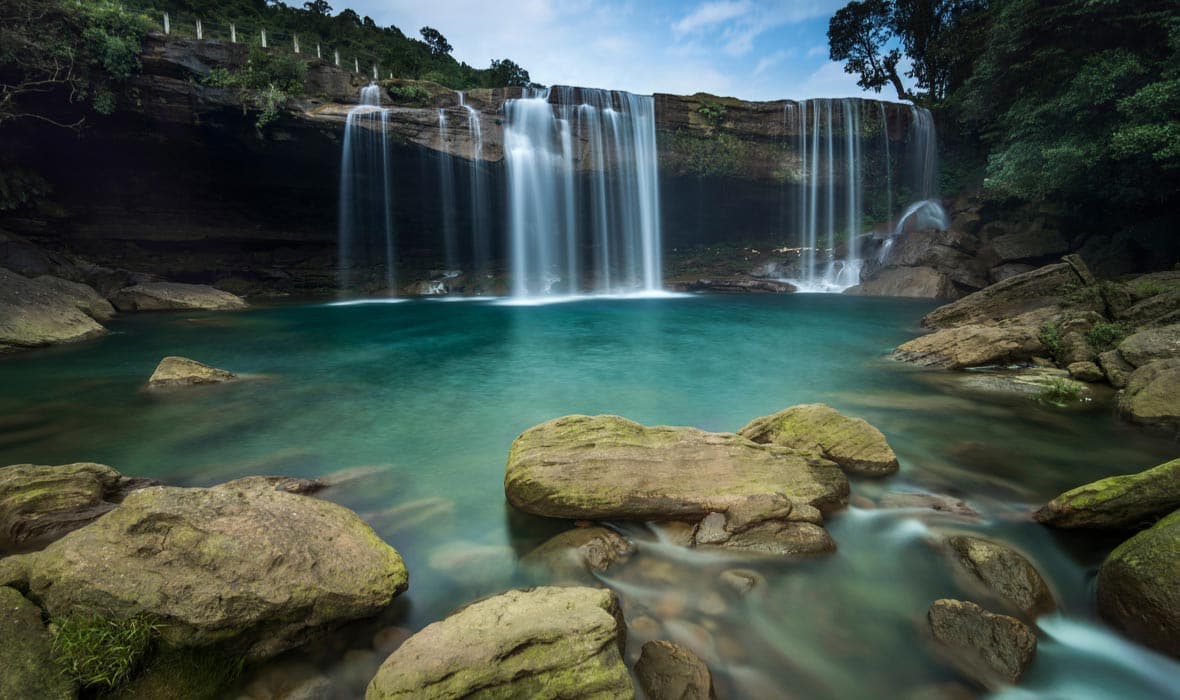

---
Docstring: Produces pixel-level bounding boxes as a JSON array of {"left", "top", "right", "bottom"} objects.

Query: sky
[{"left": 341, "top": 0, "right": 886, "bottom": 101}]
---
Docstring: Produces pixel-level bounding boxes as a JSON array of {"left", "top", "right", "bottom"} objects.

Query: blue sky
[{"left": 342, "top": 0, "right": 885, "bottom": 101}]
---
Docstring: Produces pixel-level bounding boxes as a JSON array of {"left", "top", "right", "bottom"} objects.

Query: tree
[
  {"left": 828, "top": 0, "right": 910, "bottom": 101},
  {"left": 419, "top": 26, "right": 452, "bottom": 57},
  {"left": 485, "top": 58, "right": 530, "bottom": 88},
  {"left": 302, "top": 0, "right": 331, "bottom": 15}
]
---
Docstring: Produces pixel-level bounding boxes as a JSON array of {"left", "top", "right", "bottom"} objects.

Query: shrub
[
  {"left": 389, "top": 85, "right": 431, "bottom": 106},
  {"left": 1037, "top": 377, "right": 1084, "bottom": 405},
  {"left": 697, "top": 102, "right": 727, "bottom": 131},
  {"left": 51, "top": 614, "right": 160, "bottom": 689},
  {"left": 1085, "top": 321, "right": 1131, "bottom": 353},
  {"left": 1038, "top": 323, "right": 1064, "bottom": 364}
]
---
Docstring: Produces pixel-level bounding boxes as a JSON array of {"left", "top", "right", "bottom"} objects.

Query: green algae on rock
[
  {"left": 147, "top": 356, "right": 238, "bottom": 388},
  {"left": 1035, "top": 458, "right": 1180, "bottom": 529},
  {"left": 738, "top": 403, "right": 899, "bottom": 476},
  {"left": 945, "top": 535, "right": 1056, "bottom": 617},
  {"left": 1117, "top": 359, "right": 1180, "bottom": 432},
  {"left": 0, "top": 586, "right": 76, "bottom": 700},
  {"left": 366, "top": 586, "right": 633, "bottom": 699},
  {"left": 110, "top": 282, "right": 248, "bottom": 312},
  {"left": 1096, "top": 508, "right": 1180, "bottom": 658}
]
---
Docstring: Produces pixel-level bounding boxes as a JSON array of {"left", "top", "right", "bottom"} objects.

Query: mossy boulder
[
  {"left": 147, "top": 356, "right": 238, "bottom": 388},
  {"left": 366, "top": 586, "right": 633, "bottom": 699},
  {"left": 927, "top": 599, "right": 1037, "bottom": 688},
  {"left": 505, "top": 415, "right": 848, "bottom": 521},
  {"left": 1034, "top": 458, "right": 1180, "bottom": 529},
  {"left": 1096, "top": 509, "right": 1180, "bottom": 657},
  {"left": 0, "top": 267, "right": 107, "bottom": 353},
  {"left": 2, "top": 480, "right": 407, "bottom": 661},
  {"left": 110, "top": 282, "right": 247, "bottom": 312},
  {"left": 737, "top": 403, "right": 899, "bottom": 476},
  {"left": 0, "top": 462, "right": 152, "bottom": 552},
  {"left": 32, "top": 275, "right": 116, "bottom": 322},
  {"left": 945, "top": 535, "right": 1055, "bottom": 617},
  {"left": 1117, "top": 324, "right": 1180, "bottom": 368},
  {"left": 0, "top": 586, "right": 76, "bottom": 699},
  {"left": 634, "top": 640, "right": 715, "bottom": 700},
  {"left": 1117, "top": 359, "right": 1180, "bottom": 431}
]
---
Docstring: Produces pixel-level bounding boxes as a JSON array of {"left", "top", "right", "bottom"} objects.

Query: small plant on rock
[
  {"left": 1085, "top": 321, "right": 1131, "bottom": 353},
  {"left": 1038, "top": 322, "right": 1064, "bottom": 364},
  {"left": 1036, "top": 377, "right": 1083, "bottom": 405},
  {"left": 51, "top": 614, "right": 160, "bottom": 689}
]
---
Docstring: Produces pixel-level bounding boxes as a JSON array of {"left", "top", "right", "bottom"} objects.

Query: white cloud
[
  {"left": 807, "top": 45, "right": 827, "bottom": 58},
  {"left": 672, "top": 1, "right": 753, "bottom": 36},
  {"left": 753, "top": 50, "right": 789, "bottom": 76}
]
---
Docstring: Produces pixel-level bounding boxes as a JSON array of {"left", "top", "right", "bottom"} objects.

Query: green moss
[
  {"left": 109, "top": 646, "right": 245, "bottom": 700},
  {"left": 1086, "top": 321, "right": 1132, "bottom": 353},
  {"left": 51, "top": 614, "right": 160, "bottom": 690},
  {"left": 389, "top": 85, "right": 431, "bottom": 106},
  {"left": 661, "top": 129, "right": 749, "bottom": 178},
  {"left": 1038, "top": 323, "right": 1064, "bottom": 364}
]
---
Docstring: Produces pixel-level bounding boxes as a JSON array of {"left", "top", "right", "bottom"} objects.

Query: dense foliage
[
  {"left": 127, "top": 0, "right": 534, "bottom": 90},
  {"left": 830, "top": 0, "right": 1180, "bottom": 216}
]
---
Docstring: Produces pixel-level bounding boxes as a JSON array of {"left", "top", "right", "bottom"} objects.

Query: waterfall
[
  {"left": 782, "top": 98, "right": 945, "bottom": 292},
  {"left": 437, "top": 109, "right": 459, "bottom": 272},
  {"left": 503, "top": 87, "right": 662, "bottom": 298},
  {"left": 458, "top": 92, "right": 491, "bottom": 285},
  {"left": 337, "top": 84, "right": 395, "bottom": 293}
]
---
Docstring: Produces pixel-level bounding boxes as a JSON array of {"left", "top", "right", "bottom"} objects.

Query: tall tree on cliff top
[{"left": 828, "top": 0, "right": 984, "bottom": 104}]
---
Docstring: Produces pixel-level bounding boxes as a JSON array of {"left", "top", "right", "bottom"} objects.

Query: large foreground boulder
[
  {"left": 110, "top": 282, "right": 247, "bottom": 311},
  {"left": 0, "top": 481, "right": 407, "bottom": 660},
  {"left": 1117, "top": 359, "right": 1180, "bottom": 431},
  {"left": 366, "top": 587, "right": 633, "bottom": 699},
  {"left": 0, "top": 267, "right": 106, "bottom": 352},
  {"left": 0, "top": 586, "right": 75, "bottom": 699},
  {"left": 1096, "top": 509, "right": 1180, "bottom": 657},
  {"left": 1035, "top": 458, "right": 1180, "bottom": 530},
  {"left": 147, "top": 356, "right": 238, "bottom": 388},
  {"left": 505, "top": 415, "right": 849, "bottom": 519},
  {"left": 0, "top": 462, "right": 151, "bottom": 551},
  {"left": 927, "top": 599, "right": 1037, "bottom": 688},
  {"left": 945, "top": 535, "right": 1055, "bottom": 617},
  {"left": 737, "top": 403, "right": 899, "bottom": 476},
  {"left": 31, "top": 275, "right": 116, "bottom": 322}
]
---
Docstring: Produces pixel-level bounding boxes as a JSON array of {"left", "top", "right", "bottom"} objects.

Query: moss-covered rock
[
  {"left": 945, "top": 535, "right": 1055, "bottom": 617},
  {"left": 110, "top": 282, "right": 247, "bottom": 312},
  {"left": 147, "top": 356, "right": 238, "bottom": 388},
  {"left": 1034, "top": 458, "right": 1180, "bottom": 529},
  {"left": 366, "top": 586, "right": 633, "bottom": 699},
  {"left": 0, "top": 586, "right": 76, "bottom": 699},
  {"left": 0, "top": 267, "right": 107, "bottom": 353},
  {"left": 634, "top": 640, "right": 714, "bottom": 700},
  {"left": 0, "top": 462, "right": 151, "bottom": 552},
  {"left": 505, "top": 414, "right": 848, "bottom": 520},
  {"left": 1117, "top": 359, "right": 1180, "bottom": 431},
  {"left": 1096, "top": 509, "right": 1180, "bottom": 657},
  {"left": 927, "top": 598, "right": 1037, "bottom": 688},
  {"left": 1117, "top": 324, "right": 1180, "bottom": 368},
  {"left": 738, "top": 403, "right": 899, "bottom": 476},
  {"left": 890, "top": 316, "right": 1047, "bottom": 369},
  {"left": 4, "top": 481, "right": 407, "bottom": 661}
]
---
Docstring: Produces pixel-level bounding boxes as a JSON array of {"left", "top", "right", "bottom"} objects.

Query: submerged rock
[
  {"left": 879, "top": 491, "right": 979, "bottom": 518},
  {"left": 1, "top": 482, "right": 407, "bottom": 660},
  {"left": 945, "top": 535, "right": 1055, "bottom": 617},
  {"left": 1096, "top": 509, "right": 1180, "bottom": 658},
  {"left": 0, "top": 586, "right": 76, "bottom": 700},
  {"left": 738, "top": 403, "right": 899, "bottom": 476},
  {"left": 1117, "top": 359, "right": 1180, "bottom": 431},
  {"left": 0, "top": 266, "right": 107, "bottom": 352},
  {"left": 1035, "top": 458, "right": 1180, "bottom": 530},
  {"left": 110, "top": 282, "right": 248, "bottom": 311},
  {"left": 0, "top": 462, "right": 152, "bottom": 551},
  {"left": 366, "top": 587, "right": 633, "bottom": 699},
  {"left": 504, "top": 415, "right": 848, "bottom": 520},
  {"left": 927, "top": 598, "right": 1037, "bottom": 688},
  {"left": 634, "top": 640, "right": 715, "bottom": 700},
  {"left": 522, "top": 526, "right": 636, "bottom": 581},
  {"left": 147, "top": 356, "right": 238, "bottom": 388}
]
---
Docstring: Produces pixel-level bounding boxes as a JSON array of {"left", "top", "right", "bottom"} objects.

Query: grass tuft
[
  {"left": 51, "top": 614, "right": 160, "bottom": 689},
  {"left": 1036, "top": 377, "right": 1084, "bottom": 405}
]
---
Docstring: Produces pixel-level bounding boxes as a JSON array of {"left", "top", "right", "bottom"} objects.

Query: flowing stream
[{"left": 0, "top": 296, "right": 1175, "bottom": 698}]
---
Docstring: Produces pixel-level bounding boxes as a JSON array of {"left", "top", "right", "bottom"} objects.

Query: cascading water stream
[
  {"left": 458, "top": 92, "right": 491, "bottom": 285},
  {"left": 503, "top": 87, "right": 662, "bottom": 298},
  {"left": 437, "top": 109, "right": 459, "bottom": 273},
  {"left": 337, "top": 84, "right": 395, "bottom": 293}
]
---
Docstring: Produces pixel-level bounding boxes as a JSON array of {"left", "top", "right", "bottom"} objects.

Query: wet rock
[
  {"left": 989, "top": 229, "right": 1068, "bottom": 264},
  {"left": 1067, "top": 361, "right": 1104, "bottom": 383},
  {"left": 425, "top": 541, "right": 515, "bottom": 585},
  {"left": 522, "top": 526, "right": 636, "bottom": 580},
  {"left": 1117, "top": 359, "right": 1180, "bottom": 431},
  {"left": 927, "top": 599, "right": 1037, "bottom": 687},
  {"left": 1, "top": 482, "right": 407, "bottom": 660},
  {"left": 0, "top": 586, "right": 75, "bottom": 699},
  {"left": 989, "top": 264, "right": 1035, "bottom": 283},
  {"left": 906, "top": 682, "right": 978, "bottom": 700},
  {"left": 0, "top": 266, "right": 107, "bottom": 352},
  {"left": 1117, "top": 289, "right": 1180, "bottom": 328},
  {"left": 690, "top": 493, "right": 833, "bottom": 557},
  {"left": 949, "top": 367, "right": 1087, "bottom": 401},
  {"left": 1117, "top": 324, "right": 1180, "bottom": 368},
  {"left": 845, "top": 266, "right": 960, "bottom": 299},
  {"left": 366, "top": 587, "right": 633, "bottom": 699},
  {"left": 147, "top": 356, "right": 238, "bottom": 388},
  {"left": 634, "top": 640, "right": 715, "bottom": 700},
  {"left": 879, "top": 492, "right": 978, "bottom": 518},
  {"left": 1098, "top": 350, "right": 1134, "bottom": 388},
  {"left": 1096, "top": 508, "right": 1180, "bottom": 658},
  {"left": 1036, "top": 458, "right": 1180, "bottom": 530},
  {"left": 738, "top": 403, "right": 899, "bottom": 476},
  {"left": 890, "top": 317, "right": 1046, "bottom": 369},
  {"left": 32, "top": 275, "right": 116, "bottom": 321},
  {"left": 651, "top": 521, "right": 698, "bottom": 547},
  {"left": 242, "top": 661, "right": 334, "bottom": 700},
  {"left": 372, "top": 626, "right": 413, "bottom": 656},
  {"left": 0, "top": 462, "right": 152, "bottom": 551},
  {"left": 920, "top": 257, "right": 1094, "bottom": 330},
  {"left": 945, "top": 535, "right": 1055, "bottom": 617},
  {"left": 110, "top": 282, "right": 248, "bottom": 311},
  {"left": 673, "top": 277, "right": 797, "bottom": 294},
  {"left": 719, "top": 569, "right": 764, "bottom": 595},
  {"left": 504, "top": 415, "right": 849, "bottom": 520}
]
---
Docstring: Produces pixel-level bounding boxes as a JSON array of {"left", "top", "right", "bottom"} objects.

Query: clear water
[{"left": 1, "top": 295, "right": 1176, "bottom": 698}]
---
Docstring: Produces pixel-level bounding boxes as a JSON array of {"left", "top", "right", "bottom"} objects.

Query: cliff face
[{"left": 3, "top": 35, "right": 924, "bottom": 294}]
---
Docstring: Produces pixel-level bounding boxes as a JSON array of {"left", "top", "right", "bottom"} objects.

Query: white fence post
[
  {"left": 334, "top": 49, "right": 340, "bottom": 66},
  {"left": 195, "top": 19, "right": 202, "bottom": 40},
  {"left": 261, "top": 29, "right": 267, "bottom": 48},
  {"left": 230, "top": 23, "right": 236, "bottom": 43},
  {"left": 293, "top": 34, "right": 300, "bottom": 53},
  {"left": 163, "top": 12, "right": 170, "bottom": 34},
  {"left": 317, "top": 44, "right": 322, "bottom": 59},
  {"left": 372, "top": 64, "right": 378, "bottom": 80},
  {"left": 354, "top": 57, "right": 359, "bottom": 73}
]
